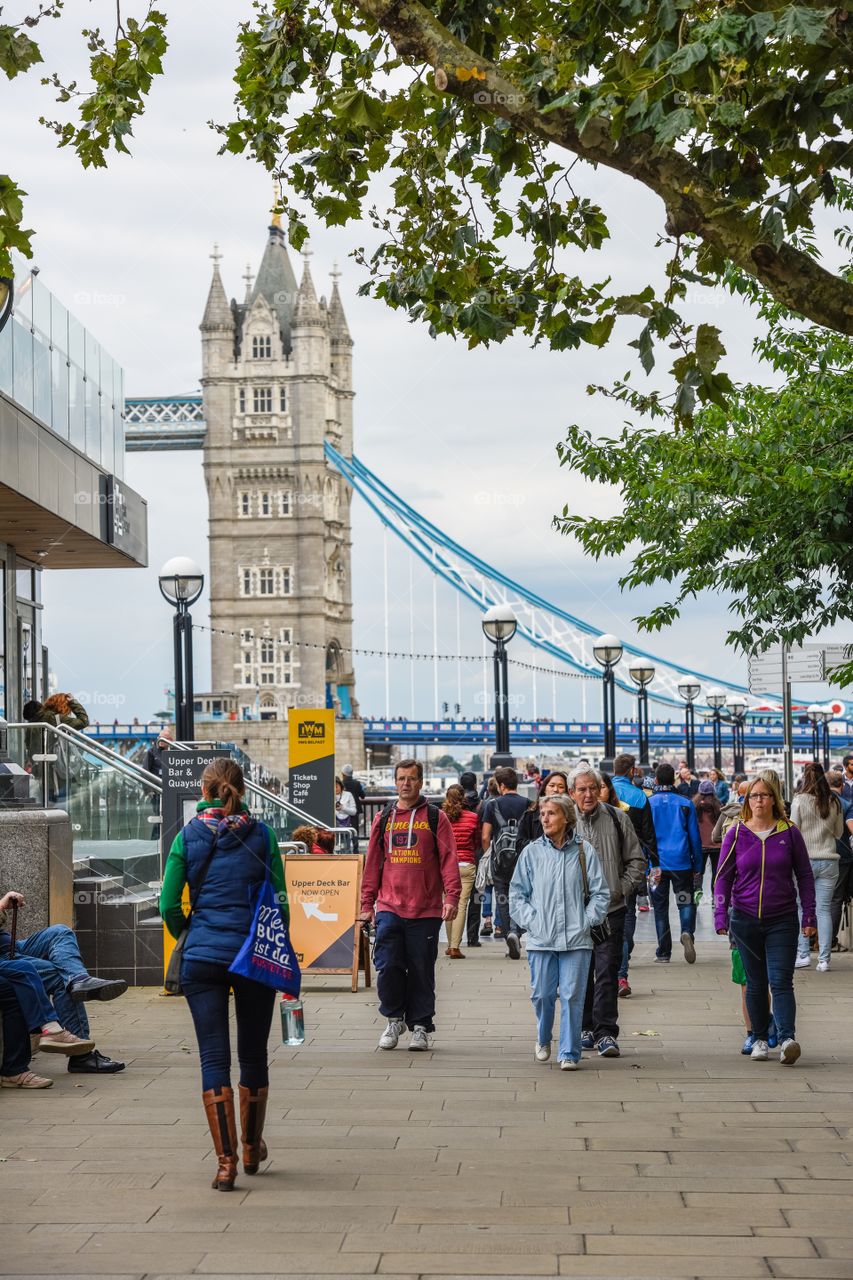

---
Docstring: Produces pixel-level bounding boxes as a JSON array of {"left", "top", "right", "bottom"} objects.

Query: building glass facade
[{"left": 0, "top": 269, "right": 125, "bottom": 477}]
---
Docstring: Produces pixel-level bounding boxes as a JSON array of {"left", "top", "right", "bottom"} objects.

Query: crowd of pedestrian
[
  {"left": 3, "top": 749, "right": 849, "bottom": 1198},
  {"left": 356, "top": 753, "right": 847, "bottom": 1077}
]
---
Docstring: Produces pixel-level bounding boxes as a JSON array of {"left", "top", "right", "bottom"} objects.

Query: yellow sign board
[{"left": 288, "top": 708, "right": 335, "bottom": 824}]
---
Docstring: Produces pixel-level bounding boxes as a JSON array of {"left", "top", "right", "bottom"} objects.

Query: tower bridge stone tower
[{"left": 199, "top": 216, "right": 360, "bottom": 744}]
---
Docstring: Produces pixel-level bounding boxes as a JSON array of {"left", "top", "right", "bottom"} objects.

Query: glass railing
[
  {"left": 6, "top": 722, "right": 162, "bottom": 900},
  {"left": 5, "top": 723, "right": 356, "bottom": 885}
]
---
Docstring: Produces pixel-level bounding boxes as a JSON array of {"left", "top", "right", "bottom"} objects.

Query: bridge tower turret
[{"left": 200, "top": 213, "right": 359, "bottom": 730}]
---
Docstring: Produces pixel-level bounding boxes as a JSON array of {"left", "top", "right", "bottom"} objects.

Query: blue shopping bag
[{"left": 229, "top": 863, "right": 301, "bottom": 997}]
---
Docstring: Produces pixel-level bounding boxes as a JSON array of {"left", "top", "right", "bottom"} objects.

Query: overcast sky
[{"left": 3, "top": 2, "right": 845, "bottom": 723}]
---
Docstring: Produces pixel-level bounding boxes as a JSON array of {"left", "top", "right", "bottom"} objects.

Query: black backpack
[{"left": 490, "top": 803, "right": 521, "bottom": 880}]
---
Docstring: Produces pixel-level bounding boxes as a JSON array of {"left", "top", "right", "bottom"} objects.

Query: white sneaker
[
  {"left": 535, "top": 1043, "right": 551, "bottom": 1062},
  {"left": 378, "top": 1018, "right": 406, "bottom": 1050},
  {"left": 816, "top": 960, "right": 830, "bottom": 973},
  {"left": 750, "top": 1039, "right": 769, "bottom": 1061},
  {"left": 408, "top": 1025, "right": 431, "bottom": 1052},
  {"left": 780, "top": 1038, "right": 801, "bottom": 1065},
  {"left": 559, "top": 1059, "right": 579, "bottom": 1071},
  {"left": 794, "top": 955, "right": 811, "bottom": 968}
]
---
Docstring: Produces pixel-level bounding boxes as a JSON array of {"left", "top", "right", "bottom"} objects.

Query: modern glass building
[{"left": 0, "top": 264, "right": 148, "bottom": 720}]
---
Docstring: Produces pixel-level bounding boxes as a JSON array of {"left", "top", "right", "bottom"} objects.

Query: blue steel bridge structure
[
  {"left": 124, "top": 396, "right": 850, "bottom": 745},
  {"left": 85, "top": 716, "right": 853, "bottom": 755}
]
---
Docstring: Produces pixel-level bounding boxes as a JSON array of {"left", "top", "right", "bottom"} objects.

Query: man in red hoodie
[{"left": 359, "top": 759, "right": 461, "bottom": 1051}]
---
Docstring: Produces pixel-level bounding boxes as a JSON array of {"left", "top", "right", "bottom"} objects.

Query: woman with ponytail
[{"left": 159, "top": 758, "right": 287, "bottom": 1191}]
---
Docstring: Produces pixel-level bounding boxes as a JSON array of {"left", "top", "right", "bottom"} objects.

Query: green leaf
[
  {"left": 695, "top": 324, "right": 726, "bottom": 376},
  {"left": 775, "top": 7, "right": 828, "bottom": 43},
  {"left": 0, "top": 26, "right": 42, "bottom": 80},
  {"left": 667, "top": 42, "right": 708, "bottom": 75}
]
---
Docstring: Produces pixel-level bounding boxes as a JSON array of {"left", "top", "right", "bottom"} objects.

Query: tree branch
[{"left": 354, "top": 0, "right": 853, "bottom": 335}]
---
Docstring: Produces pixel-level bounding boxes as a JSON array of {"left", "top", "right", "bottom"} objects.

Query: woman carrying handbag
[{"left": 159, "top": 758, "right": 289, "bottom": 1191}]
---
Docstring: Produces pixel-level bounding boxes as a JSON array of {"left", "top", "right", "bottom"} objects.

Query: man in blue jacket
[{"left": 648, "top": 762, "right": 703, "bottom": 964}]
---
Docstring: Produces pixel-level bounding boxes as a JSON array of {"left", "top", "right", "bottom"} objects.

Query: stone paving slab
[{"left": 1, "top": 911, "right": 851, "bottom": 1279}]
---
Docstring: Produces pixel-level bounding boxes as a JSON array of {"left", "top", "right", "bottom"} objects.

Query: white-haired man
[{"left": 569, "top": 767, "right": 646, "bottom": 1059}]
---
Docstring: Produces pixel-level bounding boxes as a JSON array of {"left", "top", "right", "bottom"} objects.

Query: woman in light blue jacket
[{"left": 509, "top": 794, "right": 610, "bottom": 1070}]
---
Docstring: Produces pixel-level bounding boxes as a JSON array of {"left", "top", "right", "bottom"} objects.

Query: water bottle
[{"left": 280, "top": 995, "right": 305, "bottom": 1046}]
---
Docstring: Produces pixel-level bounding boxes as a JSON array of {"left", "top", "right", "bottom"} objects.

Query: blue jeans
[
  {"left": 650, "top": 869, "right": 696, "bottom": 958},
  {"left": 0, "top": 925, "right": 90, "bottom": 1038},
  {"left": 797, "top": 860, "right": 838, "bottom": 965},
  {"left": 0, "top": 958, "right": 57, "bottom": 1033},
  {"left": 181, "top": 958, "right": 277, "bottom": 1093},
  {"left": 527, "top": 948, "right": 592, "bottom": 1064},
  {"left": 373, "top": 912, "right": 440, "bottom": 1032},
  {"left": 729, "top": 908, "right": 798, "bottom": 1043},
  {"left": 0, "top": 976, "right": 32, "bottom": 1075}
]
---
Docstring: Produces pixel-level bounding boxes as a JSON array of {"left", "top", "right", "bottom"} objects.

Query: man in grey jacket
[{"left": 570, "top": 767, "right": 646, "bottom": 1059}]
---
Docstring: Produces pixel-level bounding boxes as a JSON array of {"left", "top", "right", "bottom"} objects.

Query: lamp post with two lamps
[
  {"left": 677, "top": 679, "right": 701, "bottom": 773},
  {"left": 820, "top": 706, "right": 834, "bottom": 771},
  {"left": 594, "top": 634, "right": 623, "bottom": 765},
  {"left": 159, "top": 557, "right": 204, "bottom": 743},
  {"left": 628, "top": 659, "right": 655, "bottom": 767},
  {"left": 806, "top": 704, "right": 834, "bottom": 770},
  {"left": 725, "top": 695, "right": 747, "bottom": 776},
  {"left": 482, "top": 604, "right": 518, "bottom": 768},
  {"left": 705, "top": 686, "right": 726, "bottom": 771}
]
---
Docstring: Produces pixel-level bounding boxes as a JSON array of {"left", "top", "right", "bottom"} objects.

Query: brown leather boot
[
  {"left": 202, "top": 1087, "right": 238, "bottom": 1191},
  {"left": 239, "top": 1084, "right": 269, "bottom": 1175}
]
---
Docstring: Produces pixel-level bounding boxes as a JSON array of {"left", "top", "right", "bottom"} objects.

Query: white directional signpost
[
  {"left": 747, "top": 645, "right": 826, "bottom": 690},
  {"left": 747, "top": 643, "right": 852, "bottom": 799}
]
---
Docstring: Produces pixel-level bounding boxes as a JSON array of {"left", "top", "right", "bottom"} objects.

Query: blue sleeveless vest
[{"left": 182, "top": 815, "right": 271, "bottom": 966}]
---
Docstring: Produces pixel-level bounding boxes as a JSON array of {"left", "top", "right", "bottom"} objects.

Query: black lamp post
[
  {"left": 706, "top": 686, "right": 726, "bottom": 771},
  {"left": 806, "top": 704, "right": 822, "bottom": 765},
  {"left": 726, "top": 695, "right": 747, "bottom": 775},
  {"left": 820, "top": 706, "right": 833, "bottom": 771},
  {"left": 159, "top": 557, "right": 204, "bottom": 743},
  {"left": 593, "top": 633, "right": 623, "bottom": 764},
  {"left": 677, "top": 679, "right": 701, "bottom": 773},
  {"left": 807, "top": 704, "right": 833, "bottom": 770},
  {"left": 482, "top": 603, "right": 518, "bottom": 768},
  {"left": 628, "top": 659, "right": 655, "bottom": 766}
]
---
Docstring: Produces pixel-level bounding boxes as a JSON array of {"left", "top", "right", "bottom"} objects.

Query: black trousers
[
  {"left": 374, "top": 912, "right": 441, "bottom": 1032},
  {"left": 582, "top": 907, "right": 626, "bottom": 1043}
]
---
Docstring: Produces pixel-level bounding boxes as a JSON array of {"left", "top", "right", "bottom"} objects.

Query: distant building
[
  {"left": 199, "top": 214, "right": 359, "bottom": 723},
  {"left": 0, "top": 268, "right": 147, "bottom": 720}
]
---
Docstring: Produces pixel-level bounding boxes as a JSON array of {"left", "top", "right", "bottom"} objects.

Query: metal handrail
[
  {"left": 9, "top": 722, "right": 348, "bottom": 836},
  {"left": 6, "top": 721, "right": 161, "bottom": 794}
]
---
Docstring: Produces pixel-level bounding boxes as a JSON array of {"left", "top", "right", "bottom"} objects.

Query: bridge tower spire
[{"left": 200, "top": 213, "right": 360, "bottom": 741}]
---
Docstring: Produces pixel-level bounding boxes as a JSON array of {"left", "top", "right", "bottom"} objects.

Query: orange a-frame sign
[{"left": 284, "top": 855, "right": 370, "bottom": 992}]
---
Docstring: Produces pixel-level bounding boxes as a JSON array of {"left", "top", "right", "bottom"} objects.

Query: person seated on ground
[
  {"left": 0, "top": 957, "right": 95, "bottom": 1087},
  {"left": 0, "top": 891, "right": 126, "bottom": 1074},
  {"left": 0, "top": 974, "right": 53, "bottom": 1088}
]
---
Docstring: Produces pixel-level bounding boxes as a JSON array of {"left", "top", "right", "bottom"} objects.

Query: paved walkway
[{"left": 2, "top": 909, "right": 853, "bottom": 1280}]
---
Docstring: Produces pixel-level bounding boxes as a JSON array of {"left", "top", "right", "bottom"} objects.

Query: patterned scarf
[{"left": 197, "top": 803, "right": 253, "bottom": 836}]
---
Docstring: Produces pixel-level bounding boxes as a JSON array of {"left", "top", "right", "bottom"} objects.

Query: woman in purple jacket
[{"left": 714, "top": 774, "right": 816, "bottom": 1066}]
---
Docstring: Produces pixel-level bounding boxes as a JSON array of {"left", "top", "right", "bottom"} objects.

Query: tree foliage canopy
[
  {"left": 555, "top": 274, "right": 853, "bottom": 680},
  {"left": 1, "top": 1, "right": 853, "bottom": 421},
  {"left": 3, "top": 1, "right": 853, "bottom": 667}
]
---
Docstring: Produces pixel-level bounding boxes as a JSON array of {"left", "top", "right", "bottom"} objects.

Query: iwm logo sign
[{"left": 298, "top": 720, "right": 327, "bottom": 743}]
